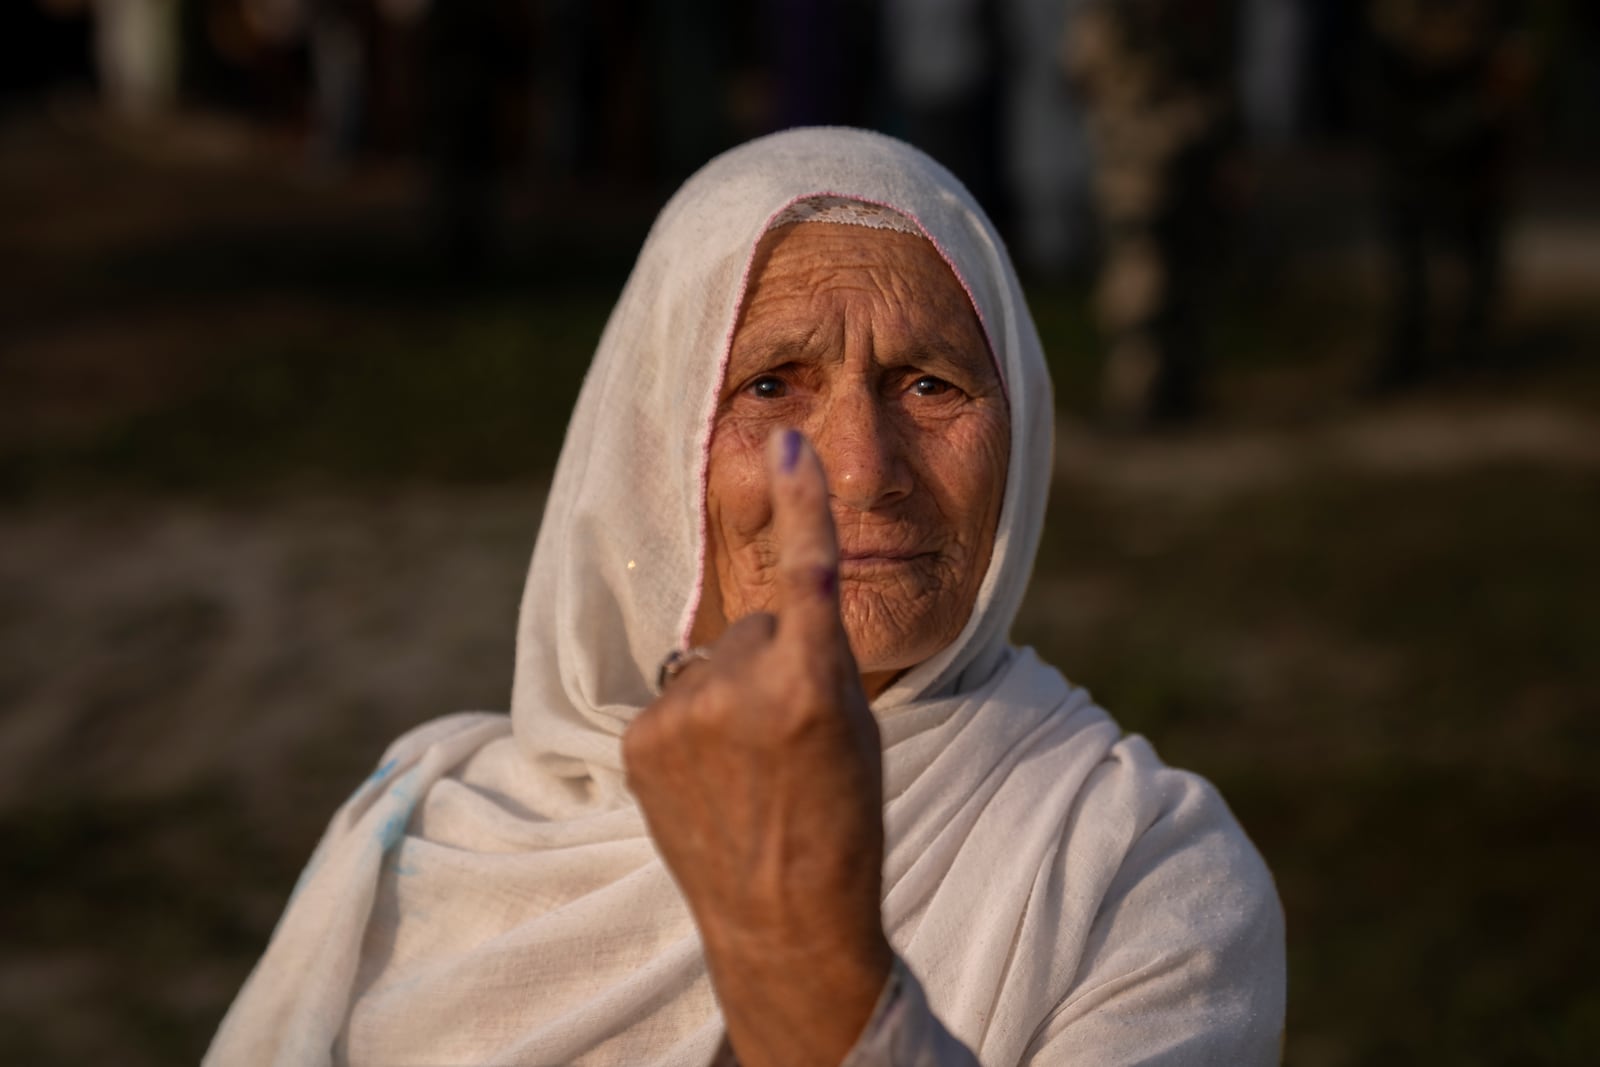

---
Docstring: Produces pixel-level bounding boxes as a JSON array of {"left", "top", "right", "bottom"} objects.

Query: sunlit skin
[
  {"left": 624, "top": 223, "right": 1010, "bottom": 1066},
  {"left": 693, "top": 222, "right": 1011, "bottom": 698}
]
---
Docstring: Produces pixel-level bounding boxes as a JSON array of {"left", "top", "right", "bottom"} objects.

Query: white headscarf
[{"left": 206, "top": 127, "right": 1283, "bottom": 1067}]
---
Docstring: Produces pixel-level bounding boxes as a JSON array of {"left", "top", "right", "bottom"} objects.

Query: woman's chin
[{"left": 839, "top": 603, "right": 957, "bottom": 691}]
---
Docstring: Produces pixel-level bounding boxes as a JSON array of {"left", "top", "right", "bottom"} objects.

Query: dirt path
[{"left": 0, "top": 488, "right": 543, "bottom": 824}]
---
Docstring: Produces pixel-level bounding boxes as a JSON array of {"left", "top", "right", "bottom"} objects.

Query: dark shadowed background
[{"left": 2, "top": 1, "right": 1597, "bottom": 1064}]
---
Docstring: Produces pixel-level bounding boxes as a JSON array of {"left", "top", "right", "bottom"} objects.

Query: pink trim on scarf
[{"left": 677, "top": 192, "right": 1007, "bottom": 649}]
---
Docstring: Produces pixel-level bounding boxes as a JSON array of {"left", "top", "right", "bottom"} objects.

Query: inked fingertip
[{"left": 781, "top": 428, "right": 803, "bottom": 474}]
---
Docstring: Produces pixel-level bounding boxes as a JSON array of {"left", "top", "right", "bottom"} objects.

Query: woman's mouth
[{"left": 837, "top": 550, "right": 936, "bottom": 574}]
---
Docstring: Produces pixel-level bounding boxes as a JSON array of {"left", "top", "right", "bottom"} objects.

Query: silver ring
[{"left": 655, "top": 646, "right": 712, "bottom": 693}]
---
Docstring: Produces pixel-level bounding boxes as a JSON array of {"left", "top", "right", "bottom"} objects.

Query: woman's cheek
[
  {"left": 961, "top": 406, "right": 1010, "bottom": 488},
  {"left": 705, "top": 419, "right": 781, "bottom": 614},
  {"left": 936, "top": 412, "right": 1007, "bottom": 491}
]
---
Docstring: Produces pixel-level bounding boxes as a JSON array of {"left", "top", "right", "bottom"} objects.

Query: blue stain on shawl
[
  {"left": 287, "top": 759, "right": 420, "bottom": 904},
  {"left": 341, "top": 756, "right": 403, "bottom": 811},
  {"left": 375, "top": 768, "right": 420, "bottom": 855},
  {"left": 378, "top": 810, "right": 410, "bottom": 851}
]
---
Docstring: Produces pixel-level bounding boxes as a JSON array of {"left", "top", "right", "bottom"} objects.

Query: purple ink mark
[
  {"left": 814, "top": 565, "right": 838, "bottom": 598},
  {"left": 782, "top": 428, "right": 802, "bottom": 473}
]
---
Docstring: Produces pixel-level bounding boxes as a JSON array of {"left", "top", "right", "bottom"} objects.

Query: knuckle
[{"left": 684, "top": 680, "right": 734, "bottom": 733}]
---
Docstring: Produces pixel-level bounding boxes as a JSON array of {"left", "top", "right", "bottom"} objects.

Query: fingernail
[{"left": 781, "top": 428, "right": 802, "bottom": 473}]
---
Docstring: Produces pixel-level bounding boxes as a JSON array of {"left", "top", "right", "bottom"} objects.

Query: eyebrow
[
  {"left": 730, "top": 318, "right": 821, "bottom": 356},
  {"left": 907, "top": 335, "right": 993, "bottom": 374}
]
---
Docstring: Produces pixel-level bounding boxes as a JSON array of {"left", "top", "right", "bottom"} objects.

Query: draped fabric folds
[{"left": 206, "top": 127, "right": 1284, "bottom": 1067}]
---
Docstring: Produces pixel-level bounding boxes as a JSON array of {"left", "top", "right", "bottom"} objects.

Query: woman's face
[{"left": 696, "top": 222, "right": 1010, "bottom": 697}]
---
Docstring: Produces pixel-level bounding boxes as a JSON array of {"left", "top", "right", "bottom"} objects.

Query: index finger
[{"left": 767, "top": 428, "right": 845, "bottom": 645}]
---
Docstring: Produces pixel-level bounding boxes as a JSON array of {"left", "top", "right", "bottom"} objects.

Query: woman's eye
[
  {"left": 911, "top": 375, "right": 952, "bottom": 397},
  {"left": 749, "top": 375, "right": 787, "bottom": 399}
]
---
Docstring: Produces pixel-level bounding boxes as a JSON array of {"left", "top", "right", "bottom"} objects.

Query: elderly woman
[{"left": 206, "top": 127, "right": 1284, "bottom": 1066}]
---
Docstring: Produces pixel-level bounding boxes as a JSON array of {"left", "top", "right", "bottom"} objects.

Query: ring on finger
[{"left": 655, "top": 646, "right": 713, "bottom": 693}]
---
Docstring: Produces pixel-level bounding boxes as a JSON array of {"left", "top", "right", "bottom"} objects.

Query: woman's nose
[{"left": 809, "top": 386, "right": 913, "bottom": 511}]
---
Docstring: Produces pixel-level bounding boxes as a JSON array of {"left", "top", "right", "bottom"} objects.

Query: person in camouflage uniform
[
  {"left": 1367, "top": 0, "right": 1530, "bottom": 388},
  {"left": 1064, "top": 0, "right": 1237, "bottom": 425}
]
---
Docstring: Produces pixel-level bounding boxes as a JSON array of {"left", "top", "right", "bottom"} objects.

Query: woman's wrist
[{"left": 705, "top": 921, "right": 894, "bottom": 1067}]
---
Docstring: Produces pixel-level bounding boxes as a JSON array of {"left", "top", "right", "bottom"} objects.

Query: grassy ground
[{"left": 3, "top": 110, "right": 1598, "bottom": 1064}]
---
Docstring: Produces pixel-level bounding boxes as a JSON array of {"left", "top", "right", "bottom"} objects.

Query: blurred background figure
[
  {"left": 1366, "top": 0, "right": 1532, "bottom": 390},
  {"left": 885, "top": 0, "right": 1095, "bottom": 277},
  {"left": 305, "top": 0, "right": 368, "bottom": 174},
  {"left": 95, "top": 0, "right": 181, "bottom": 119},
  {"left": 536, "top": 0, "right": 642, "bottom": 187},
  {"left": 882, "top": 0, "right": 1007, "bottom": 222},
  {"left": 651, "top": 0, "right": 734, "bottom": 188},
  {"left": 1065, "top": 0, "right": 1239, "bottom": 427},
  {"left": 1237, "top": 0, "right": 1307, "bottom": 149},
  {"left": 416, "top": 0, "right": 525, "bottom": 272},
  {"left": 240, "top": 0, "right": 374, "bottom": 172},
  {"left": 999, "top": 0, "right": 1094, "bottom": 276}
]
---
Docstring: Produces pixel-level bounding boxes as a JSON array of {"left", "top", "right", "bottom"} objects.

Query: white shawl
[{"left": 206, "top": 127, "right": 1284, "bottom": 1067}]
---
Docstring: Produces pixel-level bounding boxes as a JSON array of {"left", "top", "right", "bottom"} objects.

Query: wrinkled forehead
[{"left": 745, "top": 195, "right": 1003, "bottom": 388}]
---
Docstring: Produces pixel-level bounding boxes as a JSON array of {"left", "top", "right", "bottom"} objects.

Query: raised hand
[{"left": 623, "top": 428, "right": 892, "bottom": 1067}]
